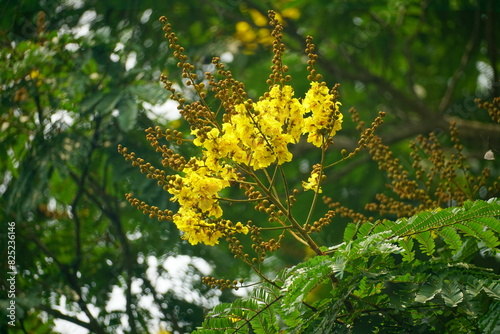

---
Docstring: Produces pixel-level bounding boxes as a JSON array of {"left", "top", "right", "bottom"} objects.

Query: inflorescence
[{"left": 118, "top": 10, "right": 499, "bottom": 292}]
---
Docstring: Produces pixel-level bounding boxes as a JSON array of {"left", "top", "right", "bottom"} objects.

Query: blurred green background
[{"left": 1, "top": 0, "right": 499, "bottom": 333}]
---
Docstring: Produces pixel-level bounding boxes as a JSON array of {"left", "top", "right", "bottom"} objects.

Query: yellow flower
[
  {"left": 235, "top": 21, "right": 257, "bottom": 43},
  {"left": 165, "top": 158, "right": 248, "bottom": 245},
  {"left": 157, "top": 328, "right": 172, "bottom": 334},
  {"left": 249, "top": 9, "right": 268, "bottom": 27},
  {"left": 194, "top": 85, "right": 304, "bottom": 170},
  {"left": 302, "top": 171, "right": 323, "bottom": 193},
  {"left": 232, "top": 84, "right": 304, "bottom": 169},
  {"left": 281, "top": 8, "right": 300, "bottom": 20},
  {"left": 168, "top": 162, "right": 229, "bottom": 217},
  {"left": 302, "top": 82, "right": 343, "bottom": 147},
  {"left": 171, "top": 209, "right": 249, "bottom": 246},
  {"left": 172, "top": 82, "right": 345, "bottom": 245},
  {"left": 233, "top": 221, "right": 249, "bottom": 234},
  {"left": 257, "top": 28, "right": 273, "bottom": 45},
  {"left": 30, "top": 69, "right": 40, "bottom": 79},
  {"left": 172, "top": 208, "right": 223, "bottom": 246}
]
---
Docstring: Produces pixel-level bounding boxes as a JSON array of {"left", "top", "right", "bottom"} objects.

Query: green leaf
[
  {"left": 414, "top": 230, "right": 435, "bottom": 256},
  {"left": 415, "top": 278, "right": 441, "bottom": 303},
  {"left": 391, "top": 199, "right": 500, "bottom": 238},
  {"left": 117, "top": 92, "right": 138, "bottom": 132},
  {"left": 456, "top": 220, "right": 499, "bottom": 249},
  {"left": 282, "top": 255, "right": 334, "bottom": 308},
  {"left": 398, "top": 237, "right": 415, "bottom": 262},
  {"left": 483, "top": 281, "right": 500, "bottom": 300},
  {"left": 479, "top": 301, "right": 500, "bottom": 334},
  {"left": 95, "top": 90, "right": 123, "bottom": 114},
  {"left": 194, "top": 283, "right": 282, "bottom": 334},
  {"left": 452, "top": 237, "right": 479, "bottom": 262},
  {"left": 343, "top": 222, "right": 357, "bottom": 242},
  {"left": 441, "top": 280, "right": 464, "bottom": 307},
  {"left": 438, "top": 226, "right": 463, "bottom": 253},
  {"left": 355, "top": 222, "right": 374, "bottom": 239},
  {"left": 129, "top": 83, "right": 167, "bottom": 105},
  {"left": 80, "top": 92, "right": 105, "bottom": 113}
]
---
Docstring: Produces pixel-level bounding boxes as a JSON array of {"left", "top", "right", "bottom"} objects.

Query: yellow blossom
[
  {"left": 193, "top": 85, "right": 304, "bottom": 170},
  {"left": 235, "top": 21, "right": 257, "bottom": 43},
  {"left": 30, "top": 69, "right": 40, "bottom": 79},
  {"left": 168, "top": 82, "right": 345, "bottom": 245},
  {"left": 249, "top": 9, "right": 268, "bottom": 27},
  {"left": 302, "top": 82, "right": 343, "bottom": 147},
  {"left": 171, "top": 209, "right": 249, "bottom": 246},
  {"left": 172, "top": 208, "right": 223, "bottom": 246},
  {"left": 282, "top": 8, "right": 300, "bottom": 20},
  {"left": 302, "top": 171, "right": 323, "bottom": 193},
  {"left": 165, "top": 158, "right": 246, "bottom": 245},
  {"left": 168, "top": 164, "right": 227, "bottom": 218},
  {"left": 256, "top": 28, "right": 273, "bottom": 46},
  {"left": 232, "top": 84, "right": 304, "bottom": 169}
]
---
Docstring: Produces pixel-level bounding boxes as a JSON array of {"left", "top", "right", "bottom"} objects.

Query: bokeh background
[{"left": 1, "top": 0, "right": 499, "bottom": 333}]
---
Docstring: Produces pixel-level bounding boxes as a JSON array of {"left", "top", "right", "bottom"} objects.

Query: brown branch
[
  {"left": 27, "top": 230, "right": 106, "bottom": 334},
  {"left": 340, "top": 56, "right": 434, "bottom": 118},
  {"left": 141, "top": 275, "right": 185, "bottom": 333},
  {"left": 445, "top": 116, "right": 500, "bottom": 141},
  {"left": 38, "top": 305, "right": 97, "bottom": 332},
  {"left": 227, "top": 1, "right": 435, "bottom": 121},
  {"left": 69, "top": 170, "right": 140, "bottom": 334},
  {"left": 70, "top": 115, "right": 102, "bottom": 271},
  {"left": 277, "top": 8, "right": 435, "bottom": 120},
  {"left": 109, "top": 210, "right": 139, "bottom": 334}
]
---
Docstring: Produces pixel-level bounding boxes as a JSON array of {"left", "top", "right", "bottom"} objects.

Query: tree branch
[
  {"left": 141, "top": 275, "right": 185, "bottom": 333},
  {"left": 38, "top": 305, "right": 97, "bottom": 332},
  {"left": 27, "top": 230, "right": 106, "bottom": 334},
  {"left": 70, "top": 114, "right": 102, "bottom": 271},
  {"left": 69, "top": 170, "right": 140, "bottom": 334}
]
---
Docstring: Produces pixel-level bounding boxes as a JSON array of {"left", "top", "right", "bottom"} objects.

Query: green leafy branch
[{"left": 194, "top": 198, "right": 500, "bottom": 333}]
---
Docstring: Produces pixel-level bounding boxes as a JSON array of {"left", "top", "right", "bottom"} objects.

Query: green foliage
[
  {"left": 2, "top": 1, "right": 500, "bottom": 333},
  {"left": 194, "top": 199, "right": 500, "bottom": 333},
  {"left": 0, "top": 2, "right": 220, "bottom": 332},
  {"left": 194, "top": 285, "right": 282, "bottom": 334}
]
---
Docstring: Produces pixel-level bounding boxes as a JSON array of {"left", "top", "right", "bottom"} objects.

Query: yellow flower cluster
[
  {"left": 235, "top": 8, "right": 301, "bottom": 53},
  {"left": 168, "top": 82, "right": 342, "bottom": 245},
  {"left": 123, "top": 13, "right": 349, "bottom": 248},
  {"left": 194, "top": 83, "right": 342, "bottom": 169},
  {"left": 167, "top": 160, "right": 245, "bottom": 245},
  {"left": 168, "top": 162, "right": 230, "bottom": 217},
  {"left": 303, "top": 82, "right": 343, "bottom": 147},
  {"left": 193, "top": 84, "right": 304, "bottom": 170}
]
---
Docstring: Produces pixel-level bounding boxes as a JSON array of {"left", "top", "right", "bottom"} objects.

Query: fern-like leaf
[
  {"left": 415, "top": 277, "right": 441, "bottom": 303},
  {"left": 441, "top": 279, "right": 464, "bottom": 307},
  {"left": 391, "top": 198, "right": 500, "bottom": 239},
  {"left": 282, "top": 255, "right": 334, "bottom": 309},
  {"left": 455, "top": 219, "right": 499, "bottom": 249},
  {"left": 414, "top": 230, "right": 436, "bottom": 256},
  {"left": 343, "top": 222, "right": 358, "bottom": 242},
  {"left": 483, "top": 280, "right": 500, "bottom": 300},
  {"left": 193, "top": 284, "right": 282, "bottom": 334},
  {"left": 479, "top": 301, "right": 500, "bottom": 334},
  {"left": 452, "top": 237, "right": 479, "bottom": 261},
  {"left": 438, "top": 226, "right": 462, "bottom": 253},
  {"left": 398, "top": 237, "right": 415, "bottom": 262}
]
